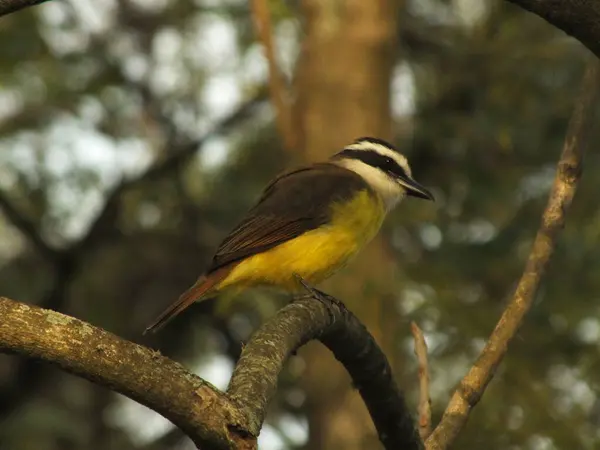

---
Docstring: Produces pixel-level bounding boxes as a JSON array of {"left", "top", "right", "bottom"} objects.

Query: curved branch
[
  {"left": 425, "top": 59, "right": 600, "bottom": 449},
  {"left": 0, "top": 297, "right": 255, "bottom": 450},
  {"left": 228, "top": 281, "right": 422, "bottom": 450},
  {"left": 507, "top": 0, "right": 600, "bottom": 58}
]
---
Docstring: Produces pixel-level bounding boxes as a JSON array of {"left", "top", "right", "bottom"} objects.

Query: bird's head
[{"left": 331, "top": 137, "right": 434, "bottom": 210}]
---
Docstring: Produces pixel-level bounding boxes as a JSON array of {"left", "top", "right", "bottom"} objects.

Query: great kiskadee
[{"left": 144, "top": 137, "right": 434, "bottom": 333}]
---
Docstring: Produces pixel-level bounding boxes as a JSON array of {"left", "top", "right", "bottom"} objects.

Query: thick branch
[
  {"left": 0, "top": 297, "right": 255, "bottom": 450},
  {"left": 228, "top": 281, "right": 423, "bottom": 450},
  {"left": 507, "top": 0, "right": 600, "bottom": 58},
  {"left": 426, "top": 59, "right": 600, "bottom": 449},
  {"left": 0, "top": 0, "right": 47, "bottom": 16}
]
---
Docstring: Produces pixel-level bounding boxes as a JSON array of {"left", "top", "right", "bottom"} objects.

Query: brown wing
[{"left": 207, "top": 162, "right": 368, "bottom": 272}]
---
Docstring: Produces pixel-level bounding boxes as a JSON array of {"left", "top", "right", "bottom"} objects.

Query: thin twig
[
  {"left": 411, "top": 322, "right": 432, "bottom": 441},
  {"left": 250, "top": 0, "right": 297, "bottom": 152},
  {"left": 426, "top": 59, "right": 600, "bottom": 449}
]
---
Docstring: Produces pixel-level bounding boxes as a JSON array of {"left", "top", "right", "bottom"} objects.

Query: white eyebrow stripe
[{"left": 344, "top": 142, "right": 412, "bottom": 178}]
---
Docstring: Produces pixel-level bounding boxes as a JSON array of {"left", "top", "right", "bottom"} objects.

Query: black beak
[{"left": 393, "top": 173, "right": 435, "bottom": 201}]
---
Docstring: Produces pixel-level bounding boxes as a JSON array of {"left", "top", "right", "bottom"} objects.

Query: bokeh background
[{"left": 1, "top": 1, "right": 599, "bottom": 449}]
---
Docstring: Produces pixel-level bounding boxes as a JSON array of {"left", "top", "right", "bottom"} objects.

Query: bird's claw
[{"left": 292, "top": 273, "right": 347, "bottom": 312}]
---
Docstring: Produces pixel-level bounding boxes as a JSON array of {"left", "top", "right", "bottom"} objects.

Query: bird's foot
[{"left": 292, "top": 274, "right": 347, "bottom": 311}]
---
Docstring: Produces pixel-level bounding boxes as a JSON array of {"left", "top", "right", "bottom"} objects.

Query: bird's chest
[
  {"left": 275, "top": 190, "right": 386, "bottom": 285},
  {"left": 328, "top": 189, "right": 386, "bottom": 248}
]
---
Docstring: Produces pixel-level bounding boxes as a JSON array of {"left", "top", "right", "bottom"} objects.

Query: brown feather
[
  {"left": 143, "top": 266, "right": 233, "bottom": 334},
  {"left": 208, "top": 163, "right": 367, "bottom": 271}
]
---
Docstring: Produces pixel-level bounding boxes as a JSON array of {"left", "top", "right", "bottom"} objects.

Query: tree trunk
[{"left": 293, "top": 1, "right": 401, "bottom": 448}]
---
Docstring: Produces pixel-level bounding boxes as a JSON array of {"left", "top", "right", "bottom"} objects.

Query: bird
[{"left": 144, "top": 137, "right": 434, "bottom": 334}]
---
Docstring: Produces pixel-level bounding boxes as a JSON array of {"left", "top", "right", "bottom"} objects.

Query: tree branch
[
  {"left": 425, "top": 59, "right": 600, "bottom": 449},
  {"left": 228, "top": 281, "right": 423, "bottom": 450},
  {"left": 411, "top": 322, "right": 432, "bottom": 441},
  {"left": 507, "top": 0, "right": 600, "bottom": 58},
  {"left": 0, "top": 0, "right": 47, "bottom": 17},
  {"left": 0, "top": 296, "right": 255, "bottom": 450}
]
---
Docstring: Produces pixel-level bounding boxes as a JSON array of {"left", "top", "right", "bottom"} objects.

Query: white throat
[{"left": 333, "top": 158, "right": 404, "bottom": 211}]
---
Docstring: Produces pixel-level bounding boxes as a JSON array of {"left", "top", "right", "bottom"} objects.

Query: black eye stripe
[{"left": 335, "top": 149, "right": 408, "bottom": 179}]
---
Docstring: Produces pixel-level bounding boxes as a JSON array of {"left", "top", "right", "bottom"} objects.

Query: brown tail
[{"left": 143, "top": 267, "right": 231, "bottom": 334}]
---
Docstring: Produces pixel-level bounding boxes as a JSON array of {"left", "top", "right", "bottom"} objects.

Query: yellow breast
[{"left": 220, "top": 189, "right": 386, "bottom": 291}]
